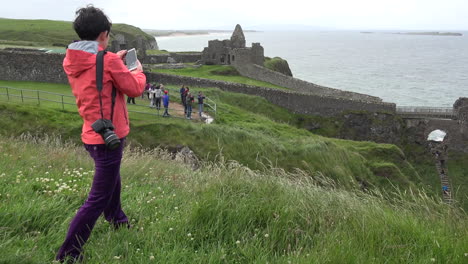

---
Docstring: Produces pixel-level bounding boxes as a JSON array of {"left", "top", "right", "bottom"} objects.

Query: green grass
[
  {"left": 0, "top": 81, "right": 418, "bottom": 192},
  {"left": 1, "top": 80, "right": 467, "bottom": 209},
  {"left": 0, "top": 135, "right": 467, "bottom": 263},
  {"left": 153, "top": 65, "right": 289, "bottom": 90},
  {"left": 264, "top": 57, "right": 293, "bottom": 76},
  {"left": 0, "top": 18, "right": 154, "bottom": 48}
]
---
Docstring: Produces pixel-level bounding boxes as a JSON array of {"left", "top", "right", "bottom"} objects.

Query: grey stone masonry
[
  {"left": 234, "top": 63, "right": 382, "bottom": 103},
  {"left": 201, "top": 24, "right": 264, "bottom": 66},
  {"left": 230, "top": 24, "right": 246, "bottom": 48},
  {"left": 0, "top": 50, "right": 67, "bottom": 83},
  {"left": 146, "top": 72, "right": 395, "bottom": 117},
  {"left": 145, "top": 53, "right": 202, "bottom": 64},
  {"left": 453, "top": 97, "right": 468, "bottom": 139},
  {"left": 0, "top": 50, "right": 395, "bottom": 118}
]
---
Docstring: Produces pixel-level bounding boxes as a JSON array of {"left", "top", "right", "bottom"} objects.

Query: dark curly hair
[{"left": 73, "top": 5, "right": 112, "bottom": 40}]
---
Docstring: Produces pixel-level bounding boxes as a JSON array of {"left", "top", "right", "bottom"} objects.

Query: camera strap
[{"left": 96, "top": 50, "right": 117, "bottom": 121}]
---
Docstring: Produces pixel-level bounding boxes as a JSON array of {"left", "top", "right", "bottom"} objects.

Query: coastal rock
[
  {"left": 172, "top": 145, "right": 200, "bottom": 170},
  {"left": 339, "top": 112, "right": 403, "bottom": 144},
  {"left": 454, "top": 97, "right": 468, "bottom": 139},
  {"left": 264, "top": 57, "right": 293, "bottom": 77}
]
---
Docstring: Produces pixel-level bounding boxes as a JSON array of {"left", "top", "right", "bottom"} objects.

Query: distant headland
[
  {"left": 360, "top": 31, "right": 463, "bottom": 36},
  {"left": 144, "top": 29, "right": 258, "bottom": 37},
  {"left": 395, "top": 32, "right": 463, "bottom": 36}
]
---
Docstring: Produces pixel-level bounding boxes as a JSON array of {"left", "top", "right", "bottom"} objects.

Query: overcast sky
[{"left": 1, "top": 0, "right": 468, "bottom": 30}]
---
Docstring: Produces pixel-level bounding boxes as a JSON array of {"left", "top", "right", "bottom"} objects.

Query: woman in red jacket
[{"left": 56, "top": 5, "right": 146, "bottom": 262}]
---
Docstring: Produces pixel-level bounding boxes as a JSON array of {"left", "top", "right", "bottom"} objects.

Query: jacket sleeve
[{"left": 108, "top": 54, "right": 146, "bottom": 97}]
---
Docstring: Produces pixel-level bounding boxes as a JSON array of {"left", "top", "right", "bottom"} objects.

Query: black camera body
[{"left": 91, "top": 119, "right": 120, "bottom": 150}]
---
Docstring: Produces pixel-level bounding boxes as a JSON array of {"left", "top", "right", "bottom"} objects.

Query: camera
[{"left": 91, "top": 119, "right": 120, "bottom": 150}]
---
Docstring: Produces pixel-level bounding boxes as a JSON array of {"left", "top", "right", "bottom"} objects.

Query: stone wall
[
  {"left": 0, "top": 50, "right": 395, "bottom": 117},
  {"left": 146, "top": 72, "right": 396, "bottom": 116},
  {"left": 405, "top": 119, "right": 468, "bottom": 153},
  {"left": 144, "top": 53, "right": 202, "bottom": 64},
  {"left": 234, "top": 63, "right": 382, "bottom": 103},
  {"left": 0, "top": 50, "right": 67, "bottom": 84}
]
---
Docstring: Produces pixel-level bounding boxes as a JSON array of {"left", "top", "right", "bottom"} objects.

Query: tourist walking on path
[
  {"left": 163, "top": 90, "right": 170, "bottom": 117},
  {"left": 127, "top": 96, "right": 135, "bottom": 104},
  {"left": 154, "top": 84, "right": 163, "bottom": 110},
  {"left": 186, "top": 91, "right": 194, "bottom": 119},
  {"left": 180, "top": 85, "right": 187, "bottom": 114},
  {"left": 197, "top": 91, "right": 205, "bottom": 118},
  {"left": 57, "top": 5, "right": 146, "bottom": 262},
  {"left": 148, "top": 84, "right": 156, "bottom": 108},
  {"left": 144, "top": 82, "right": 151, "bottom": 99}
]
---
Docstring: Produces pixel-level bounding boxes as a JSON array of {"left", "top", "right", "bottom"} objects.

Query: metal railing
[
  {"left": 0, "top": 86, "right": 217, "bottom": 121},
  {"left": 396, "top": 106, "right": 455, "bottom": 119}
]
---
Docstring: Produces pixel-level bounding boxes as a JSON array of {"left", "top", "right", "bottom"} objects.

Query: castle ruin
[{"left": 201, "top": 24, "right": 264, "bottom": 66}]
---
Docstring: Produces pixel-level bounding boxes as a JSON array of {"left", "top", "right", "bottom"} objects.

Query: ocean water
[{"left": 156, "top": 31, "right": 468, "bottom": 107}]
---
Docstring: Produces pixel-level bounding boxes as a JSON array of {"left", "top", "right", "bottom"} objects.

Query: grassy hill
[
  {"left": 0, "top": 18, "right": 154, "bottom": 47},
  {"left": 0, "top": 81, "right": 419, "bottom": 192},
  {"left": 0, "top": 135, "right": 467, "bottom": 263},
  {"left": 1, "top": 80, "right": 467, "bottom": 210}
]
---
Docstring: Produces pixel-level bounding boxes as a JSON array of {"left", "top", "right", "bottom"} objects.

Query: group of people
[
  {"left": 179, "top": 85, "right": 205, "bottom": 119},
  {"left": 145, "top": 83, "right": 170, "bottom": 117},
  {"left": 141, "top": 83, "right": 206, "bottom": 120}
]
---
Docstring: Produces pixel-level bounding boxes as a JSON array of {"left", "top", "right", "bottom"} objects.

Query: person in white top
[{"left": 154, "top": 84, "right": 163, "bottom": 110}]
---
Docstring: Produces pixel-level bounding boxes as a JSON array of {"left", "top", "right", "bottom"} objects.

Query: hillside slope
[
  {"left": 1, "top": 80, "right": 466, "bottom": 209},
  {"left": 0, "top": 18, "right": 156, "bottom": 48},
  {"left": 0, "top": 80, "right": 420, "bottom": 193},
  {"left": 0, "top": 136, "right": 466, "bottom": 263}
]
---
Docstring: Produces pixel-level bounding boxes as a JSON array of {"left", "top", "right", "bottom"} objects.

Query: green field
[
  {"left": 0, "top": 80, "right": 421, "bottom": 192},
  {"left": 153, "top": 65, "right": 288, "bottom": 90},
  {"left": 2, "top": 80, "right": 467, "bottom": 211},
  {"left": 0, "top": 135, "right": 467, "bottom": 263}
]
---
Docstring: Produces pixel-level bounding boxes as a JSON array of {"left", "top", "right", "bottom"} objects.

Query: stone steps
[{"left": 435, "top": 161, "right": 453, "bottom": 204}]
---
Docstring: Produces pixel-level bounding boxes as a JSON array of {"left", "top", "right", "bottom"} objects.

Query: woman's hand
[
  {"left": 131, "top": 60, "right": 143, "bottom": 72},
  {"left": 116, "top": 50, "right": 127, "bottom": 60}
]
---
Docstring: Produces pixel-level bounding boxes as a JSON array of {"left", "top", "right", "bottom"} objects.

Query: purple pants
[{"left": 56, "top": 138, "right": 128, "bottom": 261}]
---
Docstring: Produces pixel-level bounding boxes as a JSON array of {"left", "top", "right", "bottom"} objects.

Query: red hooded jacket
[{"left": 63, "top": 41, "right": 146, "bottom": 144}]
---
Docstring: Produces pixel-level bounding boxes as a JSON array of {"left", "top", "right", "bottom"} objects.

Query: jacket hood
[{"left": 63, "top": 41, "right": 101, "bottom": 78}]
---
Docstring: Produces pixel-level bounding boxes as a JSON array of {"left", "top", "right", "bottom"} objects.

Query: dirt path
[{"left": 134, "top": 96, "right": 211, "bottom": 122}]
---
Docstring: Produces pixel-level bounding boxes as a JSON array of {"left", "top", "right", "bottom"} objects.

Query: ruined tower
[
  {"left": 201, "top": 24, "right": 263, "bottom": 66},
  {"left": 230, "top": 24, "right": 246, "bottom": 48}
]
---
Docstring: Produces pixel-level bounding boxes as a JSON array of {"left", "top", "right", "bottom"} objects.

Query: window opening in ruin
[
  {"left": 212, "top": 54, "right": 216, "bottom": 59},
  {"left": 232, "top": 55, "right": 235, "bottom": 61},
  {"left": 220, "top": 55, "right": 225, "bottom": 63}
]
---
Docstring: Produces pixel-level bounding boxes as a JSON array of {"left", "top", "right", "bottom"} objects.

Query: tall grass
[
  {"left": 1, "top": 80, "right": 466, "bottom": 209},
  {"left": 0, "top": 135, "right": 467, "bottom": 263}
]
